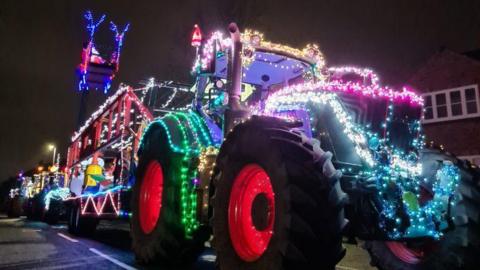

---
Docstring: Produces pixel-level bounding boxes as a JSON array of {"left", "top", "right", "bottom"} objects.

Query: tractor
[
  {"left": 129, "top": 23, "right": 479, "bottom": 270},
  {"left": 23, "top": 168, "right": 68, "bottom": 224}
]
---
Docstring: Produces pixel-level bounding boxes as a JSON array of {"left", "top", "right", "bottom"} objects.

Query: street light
[{"left": 48, "top": 144, "right": 56, "bottom": 165}]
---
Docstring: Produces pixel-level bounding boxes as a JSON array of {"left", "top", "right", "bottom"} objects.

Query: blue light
[
  {"left": 44, "top": 188, "right": 70, "bottom": 210},
  {"left": 77, "top": 11, "right": 130, "bottom": 94}
]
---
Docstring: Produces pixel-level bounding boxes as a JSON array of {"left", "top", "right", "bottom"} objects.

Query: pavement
[{"left": 0, "top": 214, "right": 376, "bottom": 270}]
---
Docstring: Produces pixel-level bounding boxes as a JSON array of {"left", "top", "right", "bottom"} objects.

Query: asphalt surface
[{"left": 0, "top": 214, "right": 375, "bottom": 270}]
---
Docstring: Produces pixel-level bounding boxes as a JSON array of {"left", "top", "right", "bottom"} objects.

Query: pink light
[
  {"left": 267, "top": 80, "right": 423, "bottom": 106},
  {"left": 328, "top": 66, "right": 380, "bottom": 86},
  {"left": 191, "top": 31, "right": 233, "bottom": 73},
  {"left": 80, "top": 191, "right": 120, "bottom": 216}
]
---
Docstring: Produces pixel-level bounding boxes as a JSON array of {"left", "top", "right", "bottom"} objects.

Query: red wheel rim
[
  {"left": 228, "top": 164, "right": 275, "bottom": 262},
  {"left": 386, "top": 241, "right": 425, "bottom": 264},
  {"left": 139, "top": 161, "right": 164, "bottom": 234}
]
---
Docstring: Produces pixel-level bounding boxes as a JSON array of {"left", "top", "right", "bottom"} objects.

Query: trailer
[{"left": 64, "top": 82, "right": 194, "bottom": 234}]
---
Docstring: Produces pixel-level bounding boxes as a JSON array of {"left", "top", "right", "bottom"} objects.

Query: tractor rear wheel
[
  {"left": 131, "top": 124, "right": 207, "bottom": 265},
  {"left": 364, "top": 148, "right": 480, "bottom": 270},
  {"left": 212, "top": 116, "right": 348, "bottom": 270}
]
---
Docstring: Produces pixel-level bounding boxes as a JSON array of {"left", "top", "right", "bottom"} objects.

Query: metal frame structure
[{"left": 66, "top": 82, "right": 193, "bottom": 218}]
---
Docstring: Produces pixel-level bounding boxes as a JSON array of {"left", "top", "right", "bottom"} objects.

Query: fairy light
[
  {"left": 193, "top": 29, "right": 327, "bottom": 80},
  {"left": 77, "top": 11, "right": 129, "bottom": 93},
  {"left": 44, "top": 188, "right": 70, "bottom": 210},
  {"left": 109, "top": 21, "right": 130, "bottom": 69},
  {"left": 262, "top": 70, "right": 458, "bottom": 240},
  {"left": 139, "top": 111, "right": 218, "bottom": 237},
  {"left": 265, "top": 80, "right": 423, "bottom": 107},
  {"left": 80, "top": 190, "right": 121, "bottom": 216},
  {"left": 64, "top": 185, "right": 125, "bottom": 216},
  {"left": 328, "top": 66, "right": 380, "bottom": 86}
]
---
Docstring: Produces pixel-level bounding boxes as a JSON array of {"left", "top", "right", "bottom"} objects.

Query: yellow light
[
  {"left": 48, "top": 144, "right": 55, "bottom": 151},
  {"left": 37, "top": 166, "right": 44, "bottom": 172}
]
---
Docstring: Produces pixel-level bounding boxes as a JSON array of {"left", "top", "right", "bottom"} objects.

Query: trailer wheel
[
  {"left": 131, "top": 124, "right": 207, "bottom": 265},
  {"left": 212, "top": 116, "right": 348, "bottom": 270},
  {"left": 67, "top": 200, "right": 98, "bottom": 236},
  {"left": 365, "top": 148, "right": 480, "bottom": 270}
]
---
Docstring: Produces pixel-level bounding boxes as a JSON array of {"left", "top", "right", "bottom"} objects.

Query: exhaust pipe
[
  {"left": 227, "top": 22, "right": 243, "bottom": 110},
  {"left": 224, "top": 22, "right": 249, "bottom": 134}
]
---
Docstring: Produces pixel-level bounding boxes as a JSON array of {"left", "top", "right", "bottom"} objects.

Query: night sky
[{"left": 1, "top": 0, "right": 480, "bottom": 182}]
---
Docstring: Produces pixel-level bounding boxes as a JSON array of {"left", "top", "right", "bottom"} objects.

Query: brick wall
[
  {"left": 422, "top": 118, "right": 480, "bottom": 157},
  {"left": 409, "top": 49, "right": 480, "bottom": 159}
]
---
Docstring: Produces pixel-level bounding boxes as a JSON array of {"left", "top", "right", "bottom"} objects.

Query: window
[
  {"left": 424, "top": 96, "right": 433, "bottom": 119},
  {"left": 435, "top": 93, "right": 447, "bottom": 118},
  {"left": 422, "top": 84, "right": 480, "bottom": 123},
  {"left": 450, "top": 91, "right": 462, "bottom": 116},
  {"left": 465, "top": 88, "right": 478, "bottom": 114}
]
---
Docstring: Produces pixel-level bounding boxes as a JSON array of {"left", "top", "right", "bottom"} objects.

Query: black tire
[
  {"left": 7, "top": 196, "right": 23, "bottom": 218},
  {"left": 44, "top": 199, "right": 65, "bottom": 225},
  {"left": 26, "top": 195, "right": 45, "bottom": 221},
  {"left": 131, "top": 123, "right": 208, "bottom": 265},
  {"left": 365, "top": 147, "right": 480, "bottom": 270},
  {"left": 67, "top": 200, "right": 98, "bottom": 236},
  {"left": 25, "top": 198, "right": 35, "bottom": 220},
  {"left": 212, "top": 116, "right": 348, "bottom": 270}
]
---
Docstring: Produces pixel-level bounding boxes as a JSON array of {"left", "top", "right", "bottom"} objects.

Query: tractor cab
[{"left": 192, "top": 27, "right": 326, "bottom": 130}]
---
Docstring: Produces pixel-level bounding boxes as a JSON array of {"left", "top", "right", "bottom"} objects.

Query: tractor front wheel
[
  {"left": 365, "top": 148, "right": 480, "bottom": 270},
  {"left": 212, "top": 116, "right": 348, "bottom": 270}
]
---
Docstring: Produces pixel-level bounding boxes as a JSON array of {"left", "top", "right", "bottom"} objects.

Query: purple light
[{"left": 192, "top": 178, "right": 200, "bottom": 185}]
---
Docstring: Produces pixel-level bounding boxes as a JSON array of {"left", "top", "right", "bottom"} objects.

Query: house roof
[
  {"left": 408, "top": 48, "right": 480, "bottom": 92},
  {"left": 463, "top": 49, "right": 480, "bottom": 62}
]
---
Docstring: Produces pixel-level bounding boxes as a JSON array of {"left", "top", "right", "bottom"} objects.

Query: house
[{"left": 408, "top": 48, "right": 480, "bottom": 166}]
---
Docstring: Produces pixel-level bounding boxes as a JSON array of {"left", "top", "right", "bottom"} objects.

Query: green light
[{"left": 139, "top": 111, "right": 218, "bottom": 237}]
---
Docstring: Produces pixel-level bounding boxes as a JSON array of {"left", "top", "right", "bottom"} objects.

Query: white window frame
[{"left": 422, "top": 84, "right": 480, "bottom": 123}]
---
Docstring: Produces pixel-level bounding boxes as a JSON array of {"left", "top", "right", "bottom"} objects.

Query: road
[{"left": 0, "top": 215, "right": 375, "bottom": 270}]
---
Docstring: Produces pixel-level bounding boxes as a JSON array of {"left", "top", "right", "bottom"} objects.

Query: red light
[{"left": 191, "top": 24, "right": 202, "bottom": 47}]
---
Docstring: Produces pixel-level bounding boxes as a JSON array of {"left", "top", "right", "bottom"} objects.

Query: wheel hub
[
  {"left": 386, "top": 241, "right": 425, "bottom": 264},
  {"left": 228, "top": 164, "right": 275, "bottom": 262},
  {"left": 139, "top": 161, "right": 164, "bottom": 234}
]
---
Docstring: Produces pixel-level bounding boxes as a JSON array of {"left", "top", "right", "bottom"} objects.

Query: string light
[
  {"left": 262, "top": 70, "right": 457, "bottom": 239},
  {"left": 44, "top": 188, "right": 70, "bottom": 210},
  {"left": 328, "top": 66, "right": 380, "bottom": 86},
  {"left": 80, "top": 190, "right": 121, "bottom": 216},
  {"left": 265, "top": 80, "right": 423, "bottom": 107},
  {"left": 139, "top": 111, "right": 218, "bottom": 237},
  {"left": 193, "top": 29, "right": 327, "bottom": 80},
  {"left": 77, "top": 11, "right": 129, "bottom": 93}
]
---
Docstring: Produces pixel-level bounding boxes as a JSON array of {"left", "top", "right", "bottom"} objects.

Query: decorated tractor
[
  {"left": 130, "top": 23, "right": 480, "bottom": 270},
  {"left": 5, "top": 174, "right": 26, "bottom": 218},
  {"left": 23, "top": 168, "right": 68, "bottom": 224}
]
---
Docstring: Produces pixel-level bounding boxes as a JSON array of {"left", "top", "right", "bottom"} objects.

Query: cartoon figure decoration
[{"left": 77, "top": 11, "right": 130, "bottom": 93}]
